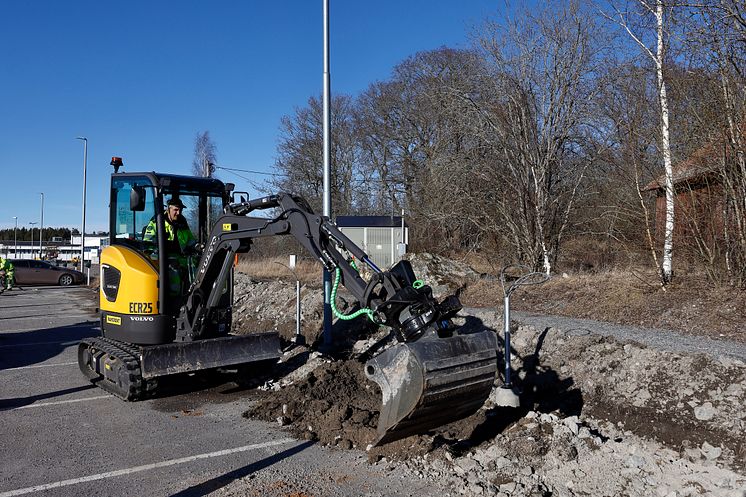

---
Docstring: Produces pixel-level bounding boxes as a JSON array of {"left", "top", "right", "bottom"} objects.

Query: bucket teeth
[{"left": 365, "top": 328, "right": 497, "bottom": 446}]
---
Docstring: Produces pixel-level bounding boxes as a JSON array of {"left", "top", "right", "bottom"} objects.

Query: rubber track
[{"left": 79, "top": 337, "right": 156, "bottom": 401}]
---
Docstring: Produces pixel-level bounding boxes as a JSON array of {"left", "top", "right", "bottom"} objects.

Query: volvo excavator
[{"left": 79, "top": 165, "right": 497, "bottom": 445}]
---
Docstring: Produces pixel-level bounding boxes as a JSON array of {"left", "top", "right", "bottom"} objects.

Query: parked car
[{"left": 10, "top": 260, "right": 85, "bottom": 286}]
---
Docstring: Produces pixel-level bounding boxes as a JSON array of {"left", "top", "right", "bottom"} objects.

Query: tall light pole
[
  {"left": 39, "top": 193, "right": 44, "bottom": 259},
  {"left": 29, "top": 222, "right": 37, "bottom": 259},
  {"left": 76, "top": 137, "right": 88, "bottom": 267},
  {"left": 322, "top": 0, "right": 333, "bottom": 345},
  {"left": 13, "top": 217, "right": 17, "bottom": 259}
]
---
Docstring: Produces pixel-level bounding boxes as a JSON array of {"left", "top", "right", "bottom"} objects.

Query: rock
[
  {"left": 700, "top": 441, "right": 722, "bottom": 460},
  {"left": 519, "top": 465, "right": 534, "bottom": 476},
  {"left": 632, "top": 388, "right": 652, "bottom": 407},
  {"left": 626, "top": 454, "right": 646, "bottom": 469},
  {"left": 694, "top": 402, "right": 717, "bottom": 421},
  {"left": 540, "top": 413, "right": 559, "bottom": 424},
  {"left": 456, "top": 457, "right": 481, "bottom": 474},
  {"left": 499, "top": 482, "right": 517, "bottom": 493},
  {"left": 562, "top": 416, "right": 580, "bottom": 435}
]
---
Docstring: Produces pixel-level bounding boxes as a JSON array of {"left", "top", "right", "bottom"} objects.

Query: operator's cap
[{"left": 167, "top": 197, "right": 186, "bottom": 209}]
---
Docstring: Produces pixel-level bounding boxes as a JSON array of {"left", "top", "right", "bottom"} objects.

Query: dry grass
[
  {"left": 462, "top": 267, "right": 746, "bottom": 342},
  {"left": 236, "top": 256, "right": 322, "bottom": 285}
]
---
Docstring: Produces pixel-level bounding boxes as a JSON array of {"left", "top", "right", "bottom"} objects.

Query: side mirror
[{"left": 130, "top": 185, "right": 146, "bottom": 211}]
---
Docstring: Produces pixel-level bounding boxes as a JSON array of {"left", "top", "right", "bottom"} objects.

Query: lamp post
[
  {"left": 13, "top": 217, "right": 17, "bottom": 259},
  {"left": 39, "top": 193, "right": 44, "bottom": 259},
  {"left": 29, "top": 222, "right": 37, "bottom": 259},
  {"left": 322, "top": 0, "right": 333, "bottom": 345},
  {"left": 76, "top": 137, "right": 88, "bottom": 268}
]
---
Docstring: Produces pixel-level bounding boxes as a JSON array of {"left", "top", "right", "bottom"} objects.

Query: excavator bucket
[{"left": 364, "top": 328, "right": 497, "bottom": 446}]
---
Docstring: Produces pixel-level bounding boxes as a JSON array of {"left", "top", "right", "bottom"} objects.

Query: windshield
[{"left": 111, "top": 176, "right": 157, "bottom": 250}]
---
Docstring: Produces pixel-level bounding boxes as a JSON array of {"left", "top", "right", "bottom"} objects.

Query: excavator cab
[{"left": 99, "top": 172, "right": 233, "bottom": 342}]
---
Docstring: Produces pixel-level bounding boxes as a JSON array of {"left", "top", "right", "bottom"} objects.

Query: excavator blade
[{"left": 364, "top": 328, "right": 497, "bottom": 446}]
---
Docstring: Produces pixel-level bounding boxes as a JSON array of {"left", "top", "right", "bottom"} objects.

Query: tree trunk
[{"left": 657, "top": 0, "right": 675, "bottom": 284}]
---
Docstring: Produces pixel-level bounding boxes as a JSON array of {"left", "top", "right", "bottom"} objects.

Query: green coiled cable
[
  {"left": 330, "top": 260, "right": 427, "bottom": 323},
  {"left": 331, "top": 263, "right": 376, "bottom": 322}
]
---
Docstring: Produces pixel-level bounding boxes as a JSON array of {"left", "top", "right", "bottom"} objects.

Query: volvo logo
[
  {"left": 129, "top": 316, "right": 155, "bottom": 322},
  {"left": 200, "top": 235, "right": 219, "bottom": 275}
]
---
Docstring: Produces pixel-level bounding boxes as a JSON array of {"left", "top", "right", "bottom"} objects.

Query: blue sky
[{"left": 0, "top": 1, "right": 498, "bottom": 231}]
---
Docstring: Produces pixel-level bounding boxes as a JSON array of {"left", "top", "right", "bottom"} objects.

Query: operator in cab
[{"left": 143, "top": 197, "right": 197, "bottom": 295}]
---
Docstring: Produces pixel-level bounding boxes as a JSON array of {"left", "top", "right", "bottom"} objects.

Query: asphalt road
[{"left": 0, "top": 287, "right": 447, "bottom": 497}]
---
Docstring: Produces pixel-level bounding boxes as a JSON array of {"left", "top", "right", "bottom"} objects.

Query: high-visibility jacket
[
  {"left": 143, "top": 215, "right": 196, "bottom": 255},
  {"left": 0, "top": 257, "right": 13, "bottom": 273},
  {"left": 0, "top": 257, "right": 14, "bottom": 285}
]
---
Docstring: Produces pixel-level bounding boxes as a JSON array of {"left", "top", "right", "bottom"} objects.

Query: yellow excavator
[{"left": 78, "top": 162, "right": 497, "bottom": 445}]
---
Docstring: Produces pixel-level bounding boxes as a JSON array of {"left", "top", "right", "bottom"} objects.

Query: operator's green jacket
[{"left": 143, "top": 214, "right": 196, "bottom": 256}]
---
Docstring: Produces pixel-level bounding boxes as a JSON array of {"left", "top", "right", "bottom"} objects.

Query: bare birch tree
[
  {"left": 604, "top": 0, "right": 677, "bottom": 284},
  {"left": 192, "top": 131, "right": 217, "bottom": 178}
]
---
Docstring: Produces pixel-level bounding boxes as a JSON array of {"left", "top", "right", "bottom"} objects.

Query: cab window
[{"left": 111, "top": 176, "right": 157, "bottom": 251}]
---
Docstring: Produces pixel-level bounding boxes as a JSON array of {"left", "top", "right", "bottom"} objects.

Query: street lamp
[
  {"left": 39, "top": 193, "right": 44, "bottom": 259},
  {"left": 13, "top": 216, "right": 17, "bottom": 259},
  {"left": 76, "top": 137, "right": 88, "bottom": 268},
  {"left": 29, "top": 222, "right": 37, "bottom": 259}
]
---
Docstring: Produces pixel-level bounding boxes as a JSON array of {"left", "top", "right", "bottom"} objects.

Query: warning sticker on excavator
[
  {"left": 223, "top": 223, "right": 232, "bottom": 231},
  {"left": 106, "top": 315, "right": 121, "bottom": 325}
]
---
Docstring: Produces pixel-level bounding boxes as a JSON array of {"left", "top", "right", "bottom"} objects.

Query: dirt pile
[
  {"left": 395, "top": 312, "right": 746, "bottom": 496},
  {"left": 232, "top": 273, "right": 324, "bottom": 343},
  {"left": 246, "top": 357, "right": 381, "bottom": 450},
  {"left": 232, "top": 272, "right": 372, "bottom": 345}
]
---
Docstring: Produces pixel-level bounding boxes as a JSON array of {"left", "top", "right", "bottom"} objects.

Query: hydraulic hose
[
  {"left": 329, "top": 260, "right": 429, "bottom": 323},
  {"left": 331, "top": 266, "right": 376, "bottom": 322}
]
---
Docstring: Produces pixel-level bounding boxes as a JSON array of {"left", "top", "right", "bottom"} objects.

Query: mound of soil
[
  {"left": 246, "top": 359, "right": 380, "bottom": 450},
  {"left": 245, "top": 353, "right": 493, "bottom": 462}
]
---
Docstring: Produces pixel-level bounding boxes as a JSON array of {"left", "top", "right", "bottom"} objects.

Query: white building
[
  {"left": 0, "top": 235, "right": 109, "bottom": 263},
  {"left": 336, "top": 216, "right": 408, "bottom": 269}
]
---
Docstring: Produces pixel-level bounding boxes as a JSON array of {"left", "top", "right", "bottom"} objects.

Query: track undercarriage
[{"left": 78, "top": 331, "right": 282, "bottom": 400}]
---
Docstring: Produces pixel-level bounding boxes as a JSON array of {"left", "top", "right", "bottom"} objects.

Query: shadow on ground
[{"left": 0, "top": 321, "right": 98, "bottom": 370}]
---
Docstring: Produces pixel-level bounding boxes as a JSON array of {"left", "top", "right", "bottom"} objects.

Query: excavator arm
[{"left": 177, "top": 193, "right": 497, "bottom": 445}]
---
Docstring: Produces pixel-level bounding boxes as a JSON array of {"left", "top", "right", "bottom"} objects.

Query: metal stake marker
[
  {"left": 503, "top": 293, "right": 513, "bottom": 389},
  {"left": 290, "top": 255, "right": 304, "bottom": 345},
  {"left": 492, "top": 264, "right": 550, "bottom": 407}
]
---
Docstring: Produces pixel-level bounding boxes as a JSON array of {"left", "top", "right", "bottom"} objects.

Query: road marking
[
  {"left": 0, "top": 314, "right": 95, "bottom": 322},
  {"left": 9, "top": 396, "right": 112, "bottom": 410},
  {"left": 2, "top": 362, "right": 77, "bottom": 371},
  {"left": 0, "top": 438, "right": 297, "bottom": 497},
  {"left": 0, "top": 340, "right": 81, "bottom": 349}
]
